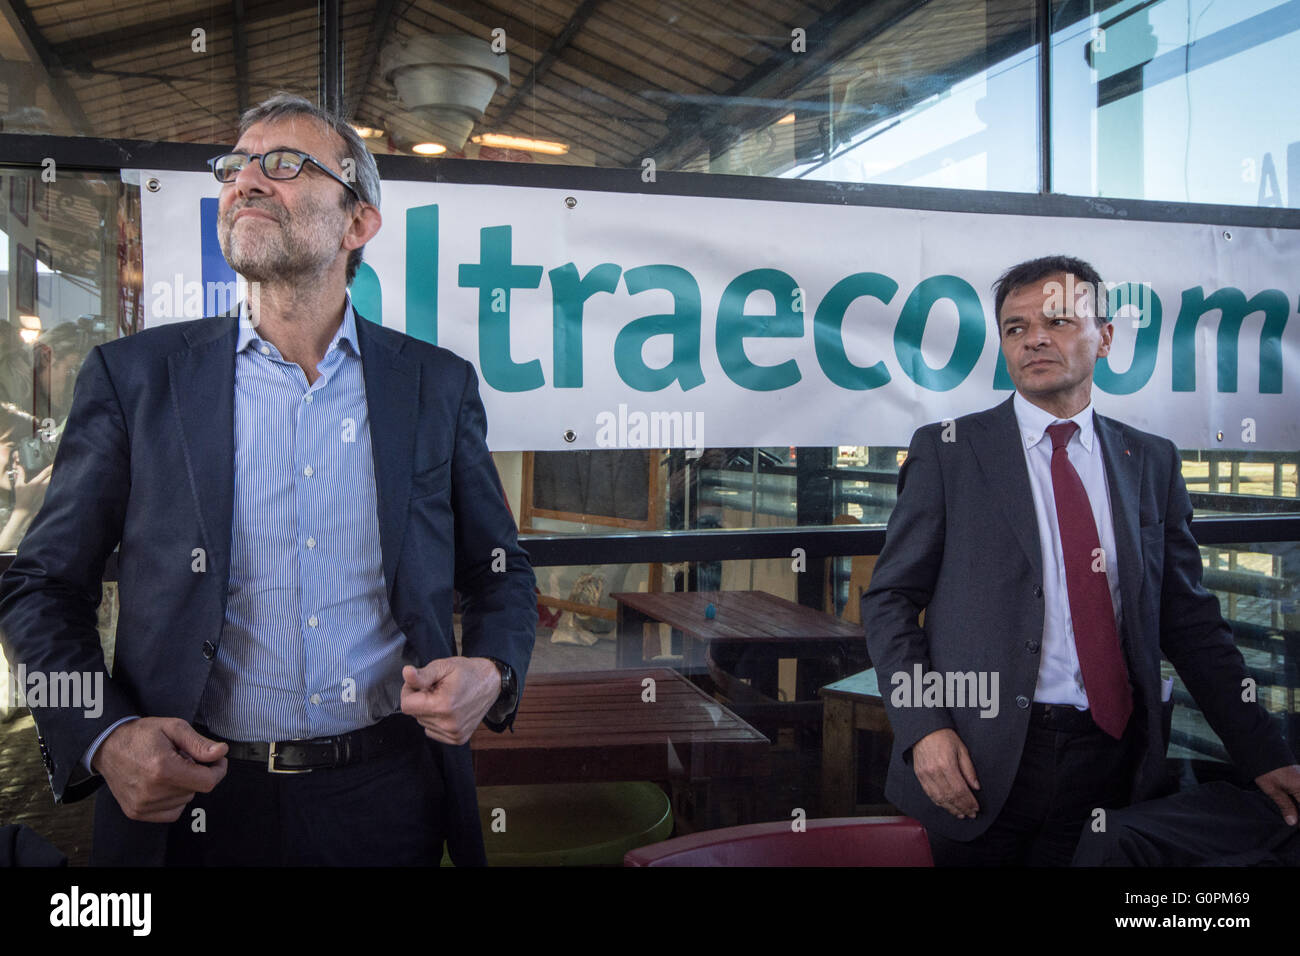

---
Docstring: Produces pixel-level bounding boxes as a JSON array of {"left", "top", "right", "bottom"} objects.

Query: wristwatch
[{"left": 486, "top": 657, "right": 518, "bottom": 712}]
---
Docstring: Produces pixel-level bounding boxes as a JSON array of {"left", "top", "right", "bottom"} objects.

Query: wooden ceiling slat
[
  {"left": 586, "top": 0, "right": 759, "bottom": 89},
  {"left": 47, "top": 0, "right": 319, "bottom": 65},
  {"left": 567, "top": 25, "right": 724, "bottom": 96},
  {"left": 537, "top": 59, "right": 668, "bottom": 121},
  {"left": 499, "top": 82, "right": 645, "bottom": 161},
  {"left": 497, "top": 72, "right": 667, "bottom": 143},
  {"left": 14, "top": 0, "right": 1044, "bottom": 173},
  {"left": 633, "top": 0, "right": 777, "bottom": 67}
]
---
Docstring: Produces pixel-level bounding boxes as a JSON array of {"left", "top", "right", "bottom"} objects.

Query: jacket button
[
  {"left": 1015, "top": 695, "right": 1030, "bottom": 709},
  {"left": 202, "top": 641, "right": 216, "bottom": 660},
  {"left": 1032, "top": 585, "right": 1043, "bottom": 598},
  {"left": 1025, "top": 640, "right": 1040, "bottom": 654}
]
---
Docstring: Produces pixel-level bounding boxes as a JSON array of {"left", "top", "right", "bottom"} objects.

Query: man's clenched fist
[
  {"left": 400, "top": 657, "right": 502, "bottom": 745},
  {"left": 92, "top": 717, "right": 228, "bottom": 823}
]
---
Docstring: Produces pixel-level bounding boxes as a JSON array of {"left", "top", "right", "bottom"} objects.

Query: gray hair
[{"left": 236, "top": 92, "right": 381, "bottom": 286}]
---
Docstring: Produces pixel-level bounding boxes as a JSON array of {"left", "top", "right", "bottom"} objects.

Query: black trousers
[
  {"left": 926, "top": 707, "right": 1138, "bottom": 866},
  {"left": 1071, "top": 780, "right": 1300, "bottom": 866},
  {"left": 164, "top": 720, "right": 446, "bottom": 866}
]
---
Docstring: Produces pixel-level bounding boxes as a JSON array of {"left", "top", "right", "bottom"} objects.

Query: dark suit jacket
[
  {"left": 861, "top": 395, "right": 1293, "bottom": 842},
  {"left": 0, "top": 310, "right": 537, "bottom": 865}
]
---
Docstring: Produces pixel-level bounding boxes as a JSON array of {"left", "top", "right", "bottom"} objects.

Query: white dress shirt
[{"left": 1013, "top": 391, "right": 1124, "bottom": 709}]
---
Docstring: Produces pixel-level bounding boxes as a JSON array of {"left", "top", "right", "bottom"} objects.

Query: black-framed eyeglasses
[{"left": 207, "top": 148, "right": 360, "bottom": 200}]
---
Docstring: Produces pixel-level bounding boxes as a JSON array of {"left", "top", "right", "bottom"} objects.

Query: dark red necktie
[{"left": 1046, "top": 421, "right": 1132, "bottom": 739}]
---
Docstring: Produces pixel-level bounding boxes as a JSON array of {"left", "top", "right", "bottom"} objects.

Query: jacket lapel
[
  {"left": 168, "top": 310, "right": 421, "bottom": 606},
  {"left": 168, "top": 314, "right": 237, "bottom": 586},
  {"left": 354, "top": 313, "right": 420, "bottom": 601},
  {"left": 967, "top": 395, "right": 1044, "bottom": 585},
  {"left": 1094, "top": 413, "right": 1143, "bottom": 654}
]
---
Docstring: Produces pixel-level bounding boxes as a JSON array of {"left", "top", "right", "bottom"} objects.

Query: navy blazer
[
  {"left": 861, "top": 396, "right": 1293, "bottom": 842},
  {"left": 0, "top": 310, "right": 537, "bottom": 865}
]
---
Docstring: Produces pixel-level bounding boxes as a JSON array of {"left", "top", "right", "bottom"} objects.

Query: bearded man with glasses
[{"left": 0, "top": 92, "right": 536, "bottom": 867}]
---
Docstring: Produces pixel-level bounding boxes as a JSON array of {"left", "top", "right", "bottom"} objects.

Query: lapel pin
[{"left": 1124, "top": 449, "right": 1131, "bottom": 456}]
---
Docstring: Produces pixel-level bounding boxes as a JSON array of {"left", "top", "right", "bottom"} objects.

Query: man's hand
[
  {"left": 400, "top": 657, "right": 502, "bottom": 745},
  {"left": 1255, "top": 764, "right": 1300, "bottom": 826},
  {"left": 912, "top": 727, "right": 981, "bottom": 819},
  {"left": 91, "top": 717, "right": 228, "bottom": 823}
]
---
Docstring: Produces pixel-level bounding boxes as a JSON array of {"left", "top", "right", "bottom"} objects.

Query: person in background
[{"left": 862, "top": 254, "right": 1300, "bottom": 865}]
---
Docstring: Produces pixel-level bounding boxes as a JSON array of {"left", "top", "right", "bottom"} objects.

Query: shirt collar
[
  {"left": 1013, "top": 390, "right": 1096, "bottom": 453},
  {"left": 236, "top": 293, "right": 361, "bottom": 358}
]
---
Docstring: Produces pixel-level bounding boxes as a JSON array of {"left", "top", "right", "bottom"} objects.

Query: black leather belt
[
  {"left": 1030, "top": 702, "right": 1102, "bottom": 733},
  {"left": 197, "top": 713, "right": 422, "bottom": 773}
]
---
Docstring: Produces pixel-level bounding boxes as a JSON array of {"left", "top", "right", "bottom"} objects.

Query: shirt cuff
[{"left": 82, "top": 715, "right": 140, "bottom": 774}]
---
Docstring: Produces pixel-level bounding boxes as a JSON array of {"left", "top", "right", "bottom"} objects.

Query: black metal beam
[
  {"left": 1037, "top": 0, "right": 1051, "bottom": 194},
  {"left": 2, "top": 515, "right": 1297, "bottom": 578},
  {"left": 320, "top": 0, "right": 342, "bottom": 116},
  {"left": 3, "top": 130, "right": 1300, "bottom": 231},
  {"left": 2, "top": 0, "right": 93, "bottom": 133},
  {"left": 796, "top": 448, "right": 835, "bottom": 608},
  {"left": 343, "top": 0, "right": 398, "bottom": 120},
  {"left": 232, "top": 0, "right": 250, "bottom": 117}
]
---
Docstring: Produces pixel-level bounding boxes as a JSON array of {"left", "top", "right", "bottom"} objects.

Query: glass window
[
  {"left": 1051, "top": 0, "right": 1300, "bottom": 205},
  {"left": 0, "top": 168, "right": 133, "bottom": 552},
  {"left": 1173, "top": 540, "right": 1298, "bottom": 770}
]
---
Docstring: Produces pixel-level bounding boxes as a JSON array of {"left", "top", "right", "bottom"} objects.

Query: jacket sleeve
[
  {"left": 859, "top": 425, "right": 955, "bottom": 757},
  {"left": 0, "top": 346, "right": 137, "bottom": 802},
  {"left": 1155, "top": 439, "right": 1295, "bottom": 778},
  {"left": 448, "top": 360, "right": 536, "bottom": 731}
]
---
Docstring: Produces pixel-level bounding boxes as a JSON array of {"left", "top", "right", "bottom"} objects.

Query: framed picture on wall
[
  {"left": 10, "top": 177, "right": 29, "bottom": 226},
  {"left": 36, "top": 240, "right": 52, "bottom": 305},
  {"left": 16, "top": 243, "right": 36, "bottom": 314}
]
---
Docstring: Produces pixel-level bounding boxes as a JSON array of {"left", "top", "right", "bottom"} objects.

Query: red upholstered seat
[{"left": 623, "top": 816, "right": 933, "bottom": 867}]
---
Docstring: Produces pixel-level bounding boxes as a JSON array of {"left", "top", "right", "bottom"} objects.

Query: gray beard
[{"left": 222, "top": 232, "right": 332, "bottom": 284}]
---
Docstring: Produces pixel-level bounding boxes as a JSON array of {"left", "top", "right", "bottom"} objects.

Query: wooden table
[
  {"left": 819, "top": 668, "right": 896, "bottom": 816},
  {"left": 611, "top": 590, "right": 867, "bottom": 711},
  {"left": 470, "top": 669, "right": 771, "bottom": 829}
]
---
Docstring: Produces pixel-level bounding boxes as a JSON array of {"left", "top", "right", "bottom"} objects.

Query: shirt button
[
  {"left": 306, "top": 537, "right": 316, "bottom": 548},
  {"left": 1032, "top": 585, "right": 1043, "bottom": 598},
  {"left": 1015, "top": 695, "right": 1030, "bottom": 709},
  {"left": 303, "top": 465, "right": 314, "bottom": 477},
  {"left": 310, "top": 694, "right": 322, "bottom": 705},
  {"left": 259, "top": 345, "right": 270, "bottom": 355},
  {"left": 304, "top": 394, "right": 313, "bottom": 403},
  {"left": 308, "top": 615, "right": 319, "bottom": 627},
  {"left": 1025, "top": 640, "right": 1040, "bottom": 654}
]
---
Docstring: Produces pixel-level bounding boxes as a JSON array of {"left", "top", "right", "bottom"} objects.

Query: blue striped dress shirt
[{"left": 196, "top": 296, "right": 415, "bottom": 740}]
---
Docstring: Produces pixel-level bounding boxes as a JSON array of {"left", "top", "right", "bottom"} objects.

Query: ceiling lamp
[
  {"left": 472, "top": 133, "right": 569, "bottom": 155},
  {"left": 381, "top": 35, "right": 510, "bottom": 152}
]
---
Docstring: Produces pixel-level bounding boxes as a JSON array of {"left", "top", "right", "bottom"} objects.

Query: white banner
[{"left": 140, "top": 170, "right": 1300, "bottom": 452}]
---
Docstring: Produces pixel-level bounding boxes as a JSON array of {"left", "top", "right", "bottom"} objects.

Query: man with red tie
[{"left": 862, "top": 255, "right": 1300, "bottom": 865}]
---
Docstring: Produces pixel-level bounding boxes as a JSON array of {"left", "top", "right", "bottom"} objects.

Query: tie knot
[{"left": 1046, "top": 421, "right": 1078, "bottom": 450}]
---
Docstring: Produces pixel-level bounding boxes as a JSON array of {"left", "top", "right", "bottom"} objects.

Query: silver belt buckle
[{"left": 266, "top": 741, "right": 313, "bottom": 774}]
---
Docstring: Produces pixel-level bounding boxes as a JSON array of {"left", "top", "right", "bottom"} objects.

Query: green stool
[{"left": 443, "top": 781, "right": 673, "bottom": 866}]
